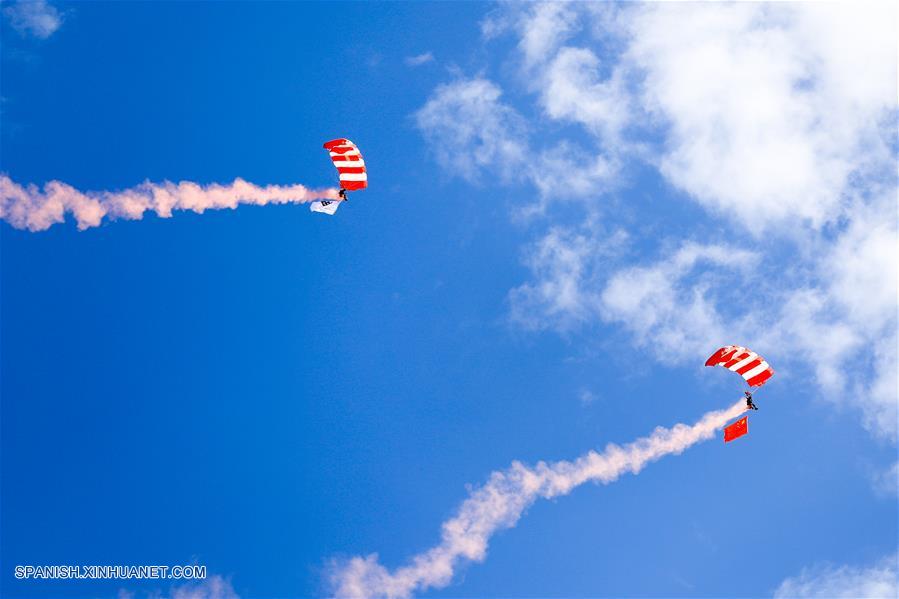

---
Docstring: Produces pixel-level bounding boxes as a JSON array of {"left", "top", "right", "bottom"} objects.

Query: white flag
[{"left": 310, "top": 200, "right": 340, "bottom": 215}]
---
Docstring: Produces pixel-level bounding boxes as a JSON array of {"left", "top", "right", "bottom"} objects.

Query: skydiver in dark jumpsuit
[
  {"left": 338, "top": 188, "right": 348, "bottom": 201},
  {"left": 744, "top": 390, "right": 758, "bottom": 410}
]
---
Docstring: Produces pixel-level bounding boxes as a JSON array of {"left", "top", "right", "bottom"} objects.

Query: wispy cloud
[
  {"left": 509, "top": 234, "right": 756, "bottom": 350},
  {"left": 508, "top": 226, "right": 627, "bottom": 332},
  {"left": 414, "top": 78, "right": 618, "bottom": 213},
  {"left": 538, "top": 45, "right": 630, "bottom": 148},
  {"left": 599, "top": 242, "right": 759, "bottom": 361},
  {"left": 414, "top": 78, "right": 528, "bottom": 184},
  {"left": 3, "top": 0, "right": 63, "bottom": 39},
  {"left": 482, "top": 2, "right": 580, "bottom": 70},
  {"left": 329, "top": 400, "right": 747, "bottom": 598},
  {"left": 578, "top": 388, "right": 598, "bottom": 406},
  {"left": 773, "top": 553, "right": 898, "bottom": 598},
  {"left": 0, "top": 175, "right": 338, "bottom": 231},
  {"left": 871, "top": 462, "right": 898, "bottom": 498},
  {"left": 404, "top": 52, "right": 434, "bottom": 67}
]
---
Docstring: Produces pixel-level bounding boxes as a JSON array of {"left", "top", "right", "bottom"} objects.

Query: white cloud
[
  {"left": 767, "top": 289, "right": 862, "bottom": 391},
  {"left": 414, "top": 79, "right": 617, "bottom": 208},
  {"left": 764, "top": 283, "right": 896, "bottom": 440},
  {"left": 404, "top": 52, "right": 434, "bottom": 67},
  {"left": 774, "top": 554, "right": 898, "bottom": 599},
  {"left": 482, "top": 2, "right": 580, "bottom": 70},
  {"left": 825, "top": 203, "right": 899, "bottom": 333},
  {"left": 509, "top": 226, "right": 627, "bottom": 332},
  {"left": 600, "top": 242, "right": 758, "bottom": 362},
  {"left": 481, "top": 4, "right": 629, "bottom": 187},
  {"left": 761, "top": 196, "right": 898, "bottom": 440},
  {"left": 623, "top": 2, "right": 896, "bottom": 232},
  {"left": 509, "top": 228, "right": 598, "bottom": 331},
  {"left": 859, "top": 330, "right": 897, "bottom": 442},
  {"left": 514, "top": 2, "right": 579, "bottom": 70},
  {"left": 578, "top": 388, "right": 598, "bottom": 406},
  {"left": 3, "top": 0, "right": 63, "bottom": 39},
  {"left": 539, "top": 46, "right": 629, "bottom": 147},
  {"left": 871, "top": 462, "right": 898, "bottom": 498},
  {"left": 529, "top": 141, "right": 617, "bottom": 201},
  {"left": 414, "top": 78, "right": 528, "bottom": 184}
]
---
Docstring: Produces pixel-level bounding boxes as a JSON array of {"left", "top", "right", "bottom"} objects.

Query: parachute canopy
[
  {"left": 705, "top": 345, "right": 774, "bottom": 388},
  {"left": 323, "top": 138, "right": 367, "bottom": 191}
]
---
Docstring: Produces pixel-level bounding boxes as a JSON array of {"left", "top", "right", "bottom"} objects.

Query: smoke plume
[
  {"left": 0, "top": 175, "right": 338, "bottom": 231},
  {"left": 329, "top": 400, "right": 748, "bottom": 598}
]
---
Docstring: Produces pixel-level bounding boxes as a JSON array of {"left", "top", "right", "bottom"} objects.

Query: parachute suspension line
[{"left": 746, "top": 384, "right": 766, "bottom": 398}]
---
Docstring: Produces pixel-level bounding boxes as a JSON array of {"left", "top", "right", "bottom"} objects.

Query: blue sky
[{"left": 1, "top": 2, "right": 897, "bottom": 599}]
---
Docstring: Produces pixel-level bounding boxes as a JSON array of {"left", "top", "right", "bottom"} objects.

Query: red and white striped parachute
[
  {"left": 705, "top": 345, "right": 774, "bottom": 388},
  {"left": 323, "top": 138, "right": 367, "bottom": 191}
]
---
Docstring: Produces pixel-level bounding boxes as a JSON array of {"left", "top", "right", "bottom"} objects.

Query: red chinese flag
[{"left": 724, "top": 416, "right": 748, "bottom": 443}]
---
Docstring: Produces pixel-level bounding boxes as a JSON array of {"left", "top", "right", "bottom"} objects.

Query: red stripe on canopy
[
  {"left": 706, "top": 345, "right": 775, "bottom": 389},
  {"left": 324, "top": 138, "right": 368, "bottom": 192}
]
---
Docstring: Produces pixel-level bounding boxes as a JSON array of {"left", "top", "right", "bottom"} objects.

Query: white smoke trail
[
  {"left": 0, "top": 174, "right": 339, "bottom": 231},
  {"left": 329, "top": 400, "right": 748, "bottom": 598}
]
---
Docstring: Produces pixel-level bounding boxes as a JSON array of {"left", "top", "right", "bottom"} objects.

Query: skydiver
[
  {"left": 744, "top": 390, "right": 758, "bottom": 410},
  {"left": 338, "top": 188, "right": 348, "bottom": 202}
]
